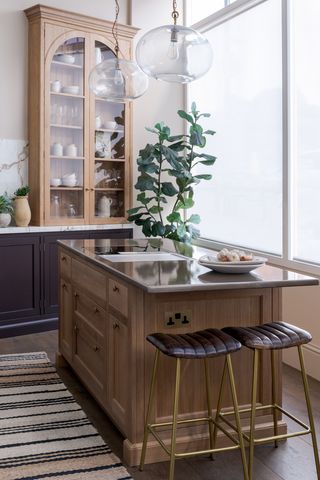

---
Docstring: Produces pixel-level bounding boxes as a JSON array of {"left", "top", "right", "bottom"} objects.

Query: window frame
[{"left": 185, "top": 0, "right": 320, "bottom": 277}]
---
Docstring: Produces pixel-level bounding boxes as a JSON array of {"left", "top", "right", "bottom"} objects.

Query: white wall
[{"left": 130, "top": 0, "right": 184, "bottom": 199}]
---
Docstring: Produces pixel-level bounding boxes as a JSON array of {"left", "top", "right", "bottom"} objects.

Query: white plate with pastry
[{"left": 198, "top": 249, "right": 267, "bottom": 274}]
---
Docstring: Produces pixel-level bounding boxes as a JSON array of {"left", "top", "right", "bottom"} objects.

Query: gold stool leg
[
  {"left": 298, "top": 345, "right": 320, "bottom": 479},
  {"left": 139, "top": 349, "right": 160, "bottom": 471},
  {"left": 212, "top": 357, "right": 228, "bottom": 450},
  {"left": 204, "top": 358, "right": 214, "bottom": 460},
  {"left": 227, "top": 354, "right": 249, "bottom": 480},
  {"left": 169, "top": 358, "right": 181, "bottom": 480},
  {"left": 249, "top": 349, "right": 259, "bottom": 480},
  {"left": 271, "top": 349, "right": 279, "bottom": 448}
]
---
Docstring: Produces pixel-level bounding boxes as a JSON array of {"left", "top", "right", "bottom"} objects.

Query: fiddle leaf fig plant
[{"left": 127, "top": 102, "right": 216, "bottom": 243}]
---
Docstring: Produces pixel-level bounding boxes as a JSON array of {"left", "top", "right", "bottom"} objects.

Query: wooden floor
[{"left": 0, "top": 330, "right": 319, "bottom": 479}]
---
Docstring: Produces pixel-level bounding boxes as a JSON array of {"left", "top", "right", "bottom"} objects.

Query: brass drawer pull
[
  {"left": 94, "top": 307, "right": 100, "bottom": 314},
  {"left": 113, "top": 285, "right": 120, "bottom": 293},
  {"left": 74, "top": 325, "right": 78, "bottom": 333},
  {"left": 61, "top": 256, "right": 67, "bottom": 262},
  {"left": 113, "top": 322, "right": 120, "bottom": 330}
]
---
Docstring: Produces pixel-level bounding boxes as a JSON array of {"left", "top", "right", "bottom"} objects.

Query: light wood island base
[{"left": 57, "top": 243, "right": 296, "bottom": 466}]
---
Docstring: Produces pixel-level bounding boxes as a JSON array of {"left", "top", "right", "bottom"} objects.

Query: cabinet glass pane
[
  {"left": 49, "top": 37, "right": 85, "bottom": 220},
  {"left": 93, "top": 41, "right": 125, "bottom": 220}
]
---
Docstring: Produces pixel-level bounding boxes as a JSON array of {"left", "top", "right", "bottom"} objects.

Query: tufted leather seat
[
  {"left": 147, "top": 328, "right": 242, "bottom": 359},
  {"left": 222, "top": 321, "right": 312, "bottom": 350}
]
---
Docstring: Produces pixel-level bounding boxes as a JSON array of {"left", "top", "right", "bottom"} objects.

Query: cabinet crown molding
[{"left": 24, "top": 4, "right": 139, "bottom": 39}]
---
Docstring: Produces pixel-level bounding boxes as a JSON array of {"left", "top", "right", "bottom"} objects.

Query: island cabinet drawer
[
  {"left": 108, "top": 278, "right": 128, "bottom": 317},
  {"left": 72, "top": 258, "right": 106, "bottom": 306},
  {"left": 74, "top": 290, "right": 106, "bottom": 335},
  {"left": 60, "top": 252, "right": 71, "bottom": 279}
]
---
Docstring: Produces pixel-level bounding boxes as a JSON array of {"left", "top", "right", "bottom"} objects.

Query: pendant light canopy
[
  {"left": 89, "top": 0, "right": 148, "bottom": 102},
  {"left": 136, "top": 1, "right": 213, "bottom": 84}
]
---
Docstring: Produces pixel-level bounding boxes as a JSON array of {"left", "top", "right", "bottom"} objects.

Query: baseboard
[
  {"left": 283, "top": 342, "right": 320, "bottom": 381},
  {"left": 0, "top": 317, "right": 58, "bottom": 338}
]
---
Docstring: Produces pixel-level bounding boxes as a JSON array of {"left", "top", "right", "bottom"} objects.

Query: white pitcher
[{"left": 98, "top": 195, "right": 112, "bottom": 217}]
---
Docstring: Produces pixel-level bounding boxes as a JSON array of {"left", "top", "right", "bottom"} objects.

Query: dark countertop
[{"left": 58, "top": 238, "right": 319, "bottom": 293}]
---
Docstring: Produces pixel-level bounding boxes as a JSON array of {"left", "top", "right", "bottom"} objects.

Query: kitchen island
[{"left": 57, "top": 238, "right": 318, "bottom": 466}]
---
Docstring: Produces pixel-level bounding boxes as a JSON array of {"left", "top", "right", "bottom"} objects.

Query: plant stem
[{"left": 157, "top": 139, "right": 164, "bottom": 226}]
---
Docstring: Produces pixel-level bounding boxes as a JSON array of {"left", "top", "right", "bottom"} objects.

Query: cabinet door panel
[
  {"left": 73, "top": 314, "right": 106, "bottom": 402},
  {"left": 107, "top": 312, "right": 129, "bottom": 432},
  {"left": 0, "top": 235, "right": 40, "bottom": 322},
  {"left": 59, "top": 279, "right": 73, "bottom": 362}
]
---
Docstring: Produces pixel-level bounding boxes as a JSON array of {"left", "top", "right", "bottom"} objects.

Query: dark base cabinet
[{"left": 0, "top": 228, "right": 132, "bottom": 337}]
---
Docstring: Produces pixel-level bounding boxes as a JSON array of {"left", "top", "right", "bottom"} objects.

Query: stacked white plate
[{"left": 198, "top": 254, "right": 267, "bottom": 274}]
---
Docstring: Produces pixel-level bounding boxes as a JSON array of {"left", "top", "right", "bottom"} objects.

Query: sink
[{"left": 98, "top": 252, "right": 184, "bottom": 262}]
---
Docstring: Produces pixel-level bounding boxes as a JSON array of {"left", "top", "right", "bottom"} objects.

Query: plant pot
[
  {"left": 14, "top": 196, "right": 31, "bottom": 227},
  {"left": 0, "top": 213, "right": 11, "bottom": 227}
]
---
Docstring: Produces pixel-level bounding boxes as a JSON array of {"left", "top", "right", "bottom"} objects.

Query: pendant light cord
[
  {"left": 112, "top": 0, "right": 120, "bottom": 58},
  {"left": 172, "top": 0, "right": 179, "bottom": 25}
]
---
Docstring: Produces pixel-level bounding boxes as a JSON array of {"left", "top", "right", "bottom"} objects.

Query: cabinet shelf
[
  {"left": 95, "top": 188, "right": 124, "bottom": 192},
  {"left": 95, "top": 128, "right": 124, "bottom": 133},
  {"left": 94, "top": 158, "right": 125, "bottom": 162},
  {"left": 51, "top": 156, "right": 85, "bottom": 160},
  {"left": 50, "top": 187, "right": 83, "bottom": 191},
  {"left": 51, "top": 124, "right": 83, "bottom": 130},
  {"left": 51, "top": 60, "right": 83, "bottom": 69},
  {"left": 51, "top": 92, "right": 85, "bottom": 99}
]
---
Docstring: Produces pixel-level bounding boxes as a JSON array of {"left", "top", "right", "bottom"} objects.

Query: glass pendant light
[
  {"left": 136, "top": 0, "right": 213, "bottom": 84},
  {"left": 89, "top": 0, "right": 148, "bottom": 102}
]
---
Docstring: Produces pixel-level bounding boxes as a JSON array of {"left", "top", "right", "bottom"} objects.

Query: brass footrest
[{"left": 218, "top": 403, "right": 311, "bottom": 444}]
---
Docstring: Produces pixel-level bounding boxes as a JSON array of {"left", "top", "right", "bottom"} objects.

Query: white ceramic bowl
[
  {"left": 50, "top": 178, "right": 61, "bottom": 187},
  {"left": 61, "top": 178, "right": 77, "bottom": 187},
  {"left": 104, "top": 121, "right": 117, "bottom": 130},
  {"left": 62, "top": 85, "right": 80, "bottom": 95},
  {"left": 56, "top": 54, "right": 75, "bottom": 64}
]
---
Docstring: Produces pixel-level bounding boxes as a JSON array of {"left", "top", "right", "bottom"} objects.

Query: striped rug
[{"left": 0, "top": 352, "right": 132, "bottom": 480}]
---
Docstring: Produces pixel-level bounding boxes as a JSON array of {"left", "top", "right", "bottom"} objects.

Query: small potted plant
[
  {"left": 14, "top": 185, "right": 31, "bottom": 227},
  {"left": 0, "top": 193, "right": 13, "bottom": 227}
]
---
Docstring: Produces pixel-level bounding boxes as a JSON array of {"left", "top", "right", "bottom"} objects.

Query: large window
[{"left": 188, "top": 0, "right": 320, "bottom": 272}]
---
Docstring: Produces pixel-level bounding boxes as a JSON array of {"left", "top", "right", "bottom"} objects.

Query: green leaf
[
  {"left": 145, "top": 127, "right": 159, "bottom": 134},
  {"left": 177, "top": 223, "right": 187, "bottom": 238},
  {"left": 191, "top": 102, "right": 197, "bottom": 116},
  {"left": 135, "top": 175, "right": 155, "bottom": 191},
  {"left": 168, "top": 135, "right": 184, "bottom": 142},
  {"left": 139, "top": 163, "right": 158, "bottom": 174},
  {"left": 167, "top": 211, "right": 182, "bottom": 223},
  {"left": 152, "top": 221, "right": 166, "bottom": 237},
  {"left": 198, "top": 160, "right": 215, "bottom": 166},
  {"left": 137, "top": 192, "right": 153, "bottom": 205},
  {"left": 149, "top": 205, "right": 163, "bottom": 214},
  {"left": 127, "top": 212, "right": 145, "bottom": 222},
  {"left": 187, "top": 214, "right": 201, "bottom": 224},
  {"left": 177, "top": 110, "right": 194, "bottom": 124},
  {"left": 161, "top": 182, "right": 179, "bottom": 196},
  {"left": 154, "top": 122, "right": 165, "bottom": 131},
  {"left": 198, "top": 153, "right": 216, "bottom": 161},
  {"left": 204, "top": 130, "right": 215, "bottom": 135},
  {"left": 142, "top": 219, "right": 152, "bottom": 237},
  {"left": 199, "top": 113, "right": 211, "bottom": 118},
  {"left": 194, "top": 174, "right": 212, "bottom": 180},
  {"left": 176, "top": 197, "right": 194, "bottom": 209},
  {"left": 127, "top": 206, "right": 144, "bottom": 215}
]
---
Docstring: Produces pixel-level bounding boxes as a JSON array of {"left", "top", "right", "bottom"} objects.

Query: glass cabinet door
[
  {"left": 49, "top": 37, "right": 85, "bottom": 222},
  {"left": 92, "top": 40, "right": 126, "bottom": 222}
]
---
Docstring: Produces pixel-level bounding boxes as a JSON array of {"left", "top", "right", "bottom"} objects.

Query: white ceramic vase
[
  {"left": 0, "top": 213, "right": 11, "bottom": 227},
  {"left": 14, "top": 196, "right": 31, "bottom": 227}
]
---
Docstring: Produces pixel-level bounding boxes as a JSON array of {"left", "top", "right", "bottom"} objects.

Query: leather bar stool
[
  {"left": 139, "top": 328, "right": 249, "bottom": 480},
  {"left": 220, "top": 321, "right": 320, "bottom": 480}
]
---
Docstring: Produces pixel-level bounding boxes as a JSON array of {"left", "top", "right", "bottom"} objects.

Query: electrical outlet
[{"left": 164, "top": 310, "right": 192, "bottom": 328}]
